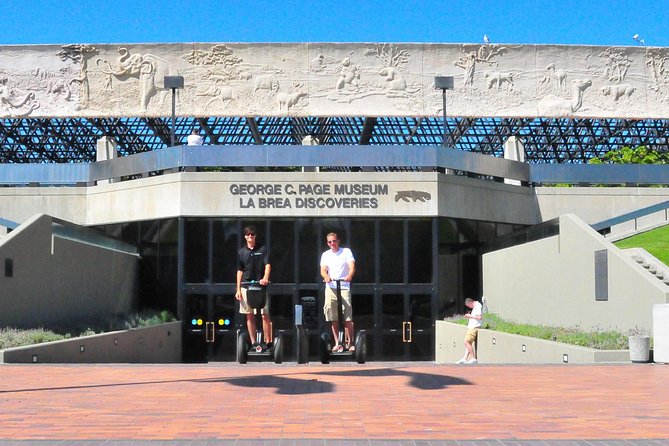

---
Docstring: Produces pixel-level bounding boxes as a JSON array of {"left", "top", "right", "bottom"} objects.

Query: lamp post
[
  {"left": 434, "top": 76, "right": 454, "bottom": 147},
  {"left": 164, "top": 76, "right": 184, "bottom": 147}
]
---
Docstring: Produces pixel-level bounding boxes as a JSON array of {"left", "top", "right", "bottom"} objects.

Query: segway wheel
[
  {"left": 319, "top": 332, "right": 331, "bottom": 364},
  {"left": 272, "top": 333, "right": 284, "bottom": 364},
  {"left": 237, "top": 331, "right": 250, "bottom": 364},
  {"left": 354, "top": 331, "right": 367, "bottom": 364}
]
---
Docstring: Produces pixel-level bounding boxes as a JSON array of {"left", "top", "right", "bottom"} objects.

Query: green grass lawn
[{"left": 614, "top": 224, "right": 669, "bottom": 266}]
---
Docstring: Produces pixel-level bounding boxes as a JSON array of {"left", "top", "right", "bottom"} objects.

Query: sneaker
[
  {"left": 455, "top": 358, "right": 467, "bottom": 364},
  {"left": 465, "top": 358, "right": 478, "bottom": 364}
]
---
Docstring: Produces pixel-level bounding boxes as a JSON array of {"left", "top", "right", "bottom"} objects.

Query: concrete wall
[
  {"left": 0, "top": 322, "right": 181, "bottom": 363},
  {"left": 0, "top": 214, "right": 139, "bottom": 328},
  {"left": 535, "top": 187, "right": 669, "bottom": 225},
  {"left": 0, "top": 171, "right": 541, "bottom": 226},
  {"left": 437, "top": 174, "right": 539, "bottom": 225},
  {"left": 0, "top": 187, "right": 86, "bottom": 226},
  {"left": 483, "top": 214, "right": 669, "bottom": 332},
  {"left": 3, "top": 174, "right": 669, "bottom": 228},
  {"left": 435, "top": 320, "right": 629, "bottom": 364}
]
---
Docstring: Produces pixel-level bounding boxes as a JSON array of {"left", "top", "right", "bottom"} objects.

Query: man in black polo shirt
[{"left": 235, "top": 225, "right": 272, "bottom": 350}]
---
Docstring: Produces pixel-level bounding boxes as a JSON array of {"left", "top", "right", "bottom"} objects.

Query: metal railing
[
  {"left": 0, "top": 145, "right": 667, "bottom": 187},
  {"left": 0, "top": 145, "right": 529, "bottom": 186},
  {"left": 530, "top": 163, "right": 669, "bottom": 186},
  {"left": 591, "top": 200, "right": 669, "bottom": 235}
]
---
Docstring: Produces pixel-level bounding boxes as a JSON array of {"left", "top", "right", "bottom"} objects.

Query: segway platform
[
  {"left": 236, "top": 282, "right": 284, "bottom": 364},
  {"left": 319, "top": 280, "right": 367, "bottom": 364}
]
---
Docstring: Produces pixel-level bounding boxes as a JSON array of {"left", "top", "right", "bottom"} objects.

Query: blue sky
[{"left": 1, "top": 0, "right": 668, "bottom": 47}]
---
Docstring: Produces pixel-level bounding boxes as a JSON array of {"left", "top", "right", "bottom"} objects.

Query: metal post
[
  {"left": 163, "top": 76, "right": 184, "bottom": 147},
  {"left": 433, "top": 76, "right": 454, "bottom": 148},
  {"left": 441, "top": 89, "right": 447, "bottom": 147},
  {"left": 171, "top": 88, "right": 177, "bottom": 147}
]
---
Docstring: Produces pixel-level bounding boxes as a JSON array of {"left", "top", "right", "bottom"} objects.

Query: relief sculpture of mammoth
[
  {"left": 97, "top": 48, "right": 180, "bottom": 111},
  {"left": 138, "top": 54, "right": 180, "bottom": 111}
]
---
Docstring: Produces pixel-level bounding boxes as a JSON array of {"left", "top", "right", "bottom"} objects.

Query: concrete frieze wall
[{"left": 0, "top": 42, "right": 667, "bottom": 119}]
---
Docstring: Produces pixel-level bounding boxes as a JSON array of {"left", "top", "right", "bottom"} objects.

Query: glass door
[
  {"left": 183, "top": 293, "right": 238, "bottom": 361},
  {"left": 379, "top": 291, "right": 433, "bottom": 360}
]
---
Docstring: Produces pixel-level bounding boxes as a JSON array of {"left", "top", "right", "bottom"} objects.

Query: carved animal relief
[{"left": 0, "top": 42, "right": 666, "bottom": 119}]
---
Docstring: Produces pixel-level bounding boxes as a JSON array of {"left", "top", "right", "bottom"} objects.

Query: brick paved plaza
[{"left": 1, "top": 362, "right": 668, "bottom": 445}]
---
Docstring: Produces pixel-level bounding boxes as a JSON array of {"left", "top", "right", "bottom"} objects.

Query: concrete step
[{"left": 625, "top": 249, "right": 668, "bottom": 286}]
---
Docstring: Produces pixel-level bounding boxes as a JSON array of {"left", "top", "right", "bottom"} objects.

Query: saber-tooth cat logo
[{"left": 394, "top": 190, "right": 431, "bottom": 202}]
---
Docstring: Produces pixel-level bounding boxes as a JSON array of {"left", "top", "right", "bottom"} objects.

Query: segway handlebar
[
  {"left": 240, "top": 280, "right": 270, "bottom": 286},
  {"left": 323, "top": 278, "right": 348, "bottom": 284}
]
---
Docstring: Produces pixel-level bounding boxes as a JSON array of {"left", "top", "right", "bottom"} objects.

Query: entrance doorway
[
  {"left": 378, "top": 291, "right": 433, "bottom": 360},
  {"left": 183, "top": 292, "right": 237, "bottom": 361},
  {"left": 176, "top": 216, "right": 492, "bottom": 362}
]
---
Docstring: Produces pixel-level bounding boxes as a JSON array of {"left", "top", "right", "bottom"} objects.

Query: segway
[
  {"left": 319, "top": 279, "right": 367, "bottom": 364},
  {"left": 236, "top": 281, "right": 284, "bottom": 364}
]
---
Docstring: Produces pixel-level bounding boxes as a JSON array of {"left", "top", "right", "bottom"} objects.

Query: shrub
[
  {"left": 0, "top": 328, "right": 66, "bottom": 350},
  {"left": 445, "top": 313, "right": 634, "bottom": 350},
  {"left": 0, "top": 310, "right": 177, "bottom": 350}
]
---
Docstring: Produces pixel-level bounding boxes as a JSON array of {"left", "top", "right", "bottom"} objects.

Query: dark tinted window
[
  {"left": 408, "top": 220, "right": 432, "bottom": 283},
  {"left": 212, "top": 219, "right": 238, "bottom": 283},
  {"left": 350, "top": 220, "right": 375, "bottom": 283},
  {"left": 269, "top": 220, "right": 295, "bottom": 283},
  {"left": 297, "top": 219, "right": 319, "bottom": 283},
  {"left": 184, "top": 219, "right": 209, "bottom": 283},
  {"left": 380, "top": 220, "right": 404, "bottom": 283}
]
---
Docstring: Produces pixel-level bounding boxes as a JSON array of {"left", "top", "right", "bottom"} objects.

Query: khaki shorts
[
  {"left": 238, "top": 287, "right": 270, "bottom": 315},
  {"left": 323, "top": 286, "right": 352, "bottom": 322},
  {"left": 464, "top": 327, "right": 479, "bottom": 344}
]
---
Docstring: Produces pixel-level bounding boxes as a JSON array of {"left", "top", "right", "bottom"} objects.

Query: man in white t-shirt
[
  {"left": 456, "top": 297, "right": 483, "bottom": 364},
  {"left": 187, "top": 130, "right": 204, "bottom": 146},
  {"left": 320, "top": 232, "right": 356, "bottom": 352}
]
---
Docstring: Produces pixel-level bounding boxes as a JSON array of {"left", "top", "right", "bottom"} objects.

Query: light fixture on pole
[
  {"left": 434, "top": 76, "right": 454, "bottom": 147},
  {"left": 164, "top": 76, "right": 185, "bottom": 147}
]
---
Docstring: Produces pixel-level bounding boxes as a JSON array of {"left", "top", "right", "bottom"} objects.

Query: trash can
[{"left": 629, "top": 335, "right": 650, "bottom": 363}]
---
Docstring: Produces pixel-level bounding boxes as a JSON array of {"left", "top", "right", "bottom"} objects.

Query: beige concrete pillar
[
  {"left": 301, "top": 135, "right": 320, "bottom": 172},
  {"left": 503, "top": 136, "right": 525, "bottom": 185},
  {"left": 96, "top": 136, "right": 118, "bottom": 184}
]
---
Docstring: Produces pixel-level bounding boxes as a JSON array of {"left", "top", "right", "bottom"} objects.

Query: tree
[{"left": 589, "top": 145, "right": 668, "bottom": 164}]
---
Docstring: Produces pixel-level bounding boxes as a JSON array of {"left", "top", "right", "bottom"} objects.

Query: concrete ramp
[
  {"left": 483, "top": 214, "right": 669, "bottom": 333},
  {"left": 0, "top": 213, "right": 140, "bottom": 330}
]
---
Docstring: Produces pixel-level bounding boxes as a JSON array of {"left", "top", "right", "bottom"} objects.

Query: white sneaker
[
  {"left": 465, "top": 358, "right": 478, "bottom": 364},
  {"left": 455, "top": 358, "right": 467, "bottom": 364}
]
